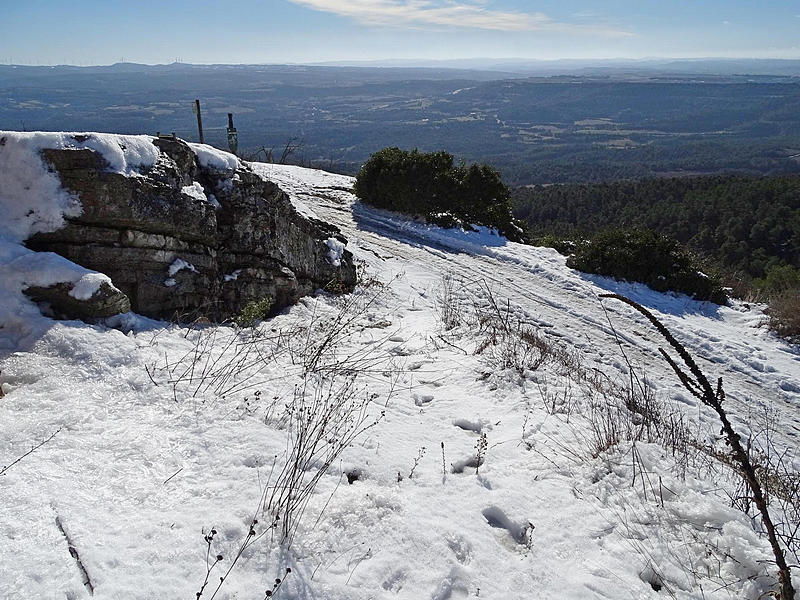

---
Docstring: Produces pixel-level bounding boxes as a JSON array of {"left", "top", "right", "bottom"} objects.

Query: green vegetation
[
  {"left": 565, "top": 229, "right": 727, "bottom": 304},
  {"left": 512, "top": 172, "right": 800, "bottom": 280},
  {"left": 514, "top": 172, "right": 800, "bottom": 337},
  {"left": 354, "top": 147, "right": 520, "bottom": 240},
  {"left": 236, "top": 297, "right": 273, "bottom": 327},
  {"left": 756, "top": 264, "right": 800, "bottom": 296}
]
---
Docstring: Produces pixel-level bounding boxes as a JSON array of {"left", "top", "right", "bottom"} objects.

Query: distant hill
[
  {"left": 2, "top": 62, "right": 800, "bottom": 185},
  {"left": 313, "top": 57, "right": 800, "bottom": 77}
]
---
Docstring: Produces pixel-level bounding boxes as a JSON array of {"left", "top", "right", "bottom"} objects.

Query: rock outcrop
[{"left": 26, "top": 135, "right": 356, "bottom": 321}]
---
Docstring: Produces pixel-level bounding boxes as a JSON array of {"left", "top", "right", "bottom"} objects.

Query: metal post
[
  {"left": 194, "top": 99, "right": 204, "bottom": 144},
  {"left": 226, "top": 113, "right": 238, "bottom": 155}
]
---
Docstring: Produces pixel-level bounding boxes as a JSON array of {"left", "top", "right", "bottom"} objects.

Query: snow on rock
[
  {"left": 167, "top": 258, "right": 198, "bottom": 277},
  {"left": 0, "top": 132, "right": 82, "bottom": 243},
  {"left": 2, "top": 130, "right": 158, "bottom": 176},
  {"left": 0, "top": 240, "right": 122, "bottom": 349},
  {"left": 325, "top": 237, "right": 345, "bottom": 267},
  {"left": 0, "top": 130, "right": 162, "bottom": 243},
  {"left": 67, "top": 133, "right": 159, "bottom": 173},
  {"left": 0, "top": 131, "right": 141, "bottom": 346},
  {"left": 188, "top": 142, "right": 240, "bottom": 172},
  {"left": 181, "top": 181, "right": 220, "bottom": 208},
  {"left": 0, "top": 241, "right": 111, "bottom": 295},
  {"left": 68, "top": 272, "right": 114, "bottom": 301},
  {"left": 164, "top": 258, "right": 198, "bottom": 287},
  {"left": 248, "top": 162, "right": 345, "bottom": 220}
]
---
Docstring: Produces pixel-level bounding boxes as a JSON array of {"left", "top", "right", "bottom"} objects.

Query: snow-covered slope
[{"left": 1, "top": 159, "right": 799, "bottom": 599}]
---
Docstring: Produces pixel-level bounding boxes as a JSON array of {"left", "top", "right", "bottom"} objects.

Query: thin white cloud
[{"left": 288, "top": 0, "right": 633, "bottom": 36}]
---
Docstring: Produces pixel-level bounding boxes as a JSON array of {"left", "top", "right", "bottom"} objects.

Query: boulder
[
  {"left": 24, "top": 281, "right": 131, "bottom": 320},
  {"left": 27, "top": 135, "right": 356, "bottom": 321}
]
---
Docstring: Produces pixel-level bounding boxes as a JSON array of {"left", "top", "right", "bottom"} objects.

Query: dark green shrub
[
  {"left": 236, "top": 297, "right": 273, "bottom": 327},
  {"left": 353, "top": 147, "right": 456, "bottom": 216},
  {"left": 566, "top": 229, "right": 728, "bottom": 304},
  {"left": 755, "top": 264, "right": 800, "bottom": 295},
  {"left": 532, "top": 233, "right": 579, "bottom": 256},
  {"left": 354, "top": 148, "right": 520, "bottom": 240}
]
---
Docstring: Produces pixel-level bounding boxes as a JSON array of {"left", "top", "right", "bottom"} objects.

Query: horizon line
[{"left": 2, "top": 56, "right": 800, "bottom": 69}]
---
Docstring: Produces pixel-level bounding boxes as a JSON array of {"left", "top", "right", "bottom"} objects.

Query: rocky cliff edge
[{"left": 1, "top": 132, "right": 357, "bottom": 323}]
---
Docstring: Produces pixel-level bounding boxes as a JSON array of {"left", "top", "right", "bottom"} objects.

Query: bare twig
[
  {"left": 55, "top": 515, "right": 94, "bottom": 596},
  {"left": 601, "top": 293, "right": 795, "bottom": 600},
  {"left": 0, "top": 427, "right": 62, "bottom": 477}
]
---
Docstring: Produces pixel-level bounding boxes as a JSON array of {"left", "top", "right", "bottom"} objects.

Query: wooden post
[{"left": 194, "top": 99, "right": 204, "bottom": 144}]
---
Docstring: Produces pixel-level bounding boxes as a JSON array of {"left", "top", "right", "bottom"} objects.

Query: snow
[
  {"left": 248, "top": 162, "right": 344, "bottom": 220},
  {"left": 0, "top": 241, "right": 118, "bottom": 350},
  {"left": 68, "top": 272, "right": 111, "bottom": 301},
  {"left": 189, "top": 142, "right": 240, "bottom": 172},
  {"left": 1, "top": 130, "right": 159, "bottom": 177},
  {"left": 0, "top": 130, "right": 163, "bottom": 243},
  {"left": 0, "top": 132, "right": 82, "bottom": 243},
  {"left": 164, "top": 258, "right": 198, "bottom": 287},
  {"left": 167, "top": 258, "right": 198, "bottom": 277},
  {"left": 2, "top": 160, "right": 799, "bottom": 599},
  {"left": 325, "top": 237, "right": 345, "bottom": 267},
  {"left": 182, "top": 181, "right": 220, "bottom": 208}
]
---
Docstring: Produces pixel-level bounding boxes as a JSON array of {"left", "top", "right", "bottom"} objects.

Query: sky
[{"left": 1, "top": 0, "right": 799, "bottom": 65}]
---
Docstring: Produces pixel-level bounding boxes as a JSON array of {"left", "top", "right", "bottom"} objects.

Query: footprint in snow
[
  {"left": 413, "top": 393, "right": 435, "bottom": 406},
  {"left": 420, "top": 378, "right": 446, "bottom": 388},
  {"left": 780, "top": 380, "right": 800, "bottom": 393},
  {"left": 452, "top": 418, "right": 491, "bottom": 434},
  {"left": 382, "top": 569, "right": 407, "bottom": 593},
  {"left": 431, "top": 566, "right": 471, "bottom": 600},
  {"left": 364, "top": 318, "right": 392, "bottom": 329},
  {"left": 446, "top": 535, "right": 472, "bottom": 565},
  {"left": 482, "top": 506, "right": 532, "bottom": 548},
  {"left": 451, "top": 455, "right": 482, "bottom": 474},
  {"left": 391, "top": 345, "right": 414, "bottom": 357}
]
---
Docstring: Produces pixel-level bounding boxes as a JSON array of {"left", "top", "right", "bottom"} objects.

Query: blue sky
[{"left": 2, "top": 0, "right": 799, "bottom": 65}]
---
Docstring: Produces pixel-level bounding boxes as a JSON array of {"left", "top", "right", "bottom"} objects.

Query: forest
[{"left": 512, "top": 173, "right": 800, "bottom": 280}]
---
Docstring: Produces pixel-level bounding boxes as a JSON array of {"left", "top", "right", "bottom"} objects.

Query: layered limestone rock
[{"left": 26, "top": 135, "right": 356, "bottom": 321}]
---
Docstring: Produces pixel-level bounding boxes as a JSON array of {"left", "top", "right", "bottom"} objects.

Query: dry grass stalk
[{"left": 601, "top": 292, "right": 795, "bottom": 600}]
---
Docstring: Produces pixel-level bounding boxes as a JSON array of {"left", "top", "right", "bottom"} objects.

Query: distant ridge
[
  {"left": 311, "top": 57, "right": 800, "bottom": 77},
  {"left": 2, "top": 58, "right": 800, "bottom": 77}
]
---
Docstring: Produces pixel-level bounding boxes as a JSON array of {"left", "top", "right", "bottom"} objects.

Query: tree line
[{"left": 512, "top": 172, "right": 800, "bottom": 280}]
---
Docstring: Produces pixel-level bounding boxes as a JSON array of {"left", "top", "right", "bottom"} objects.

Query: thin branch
[{"left": 0, "top": 427, "right": 62, "bottom": 476}]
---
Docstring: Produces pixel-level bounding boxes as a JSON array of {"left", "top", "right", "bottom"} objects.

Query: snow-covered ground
[{"left": 1, "top": 146, "right": 799, "bottom": 599}]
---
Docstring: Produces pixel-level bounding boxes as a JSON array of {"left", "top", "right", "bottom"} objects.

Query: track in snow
[{"left": 254, "top": 163, "right": 800, "bottom": 451}]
